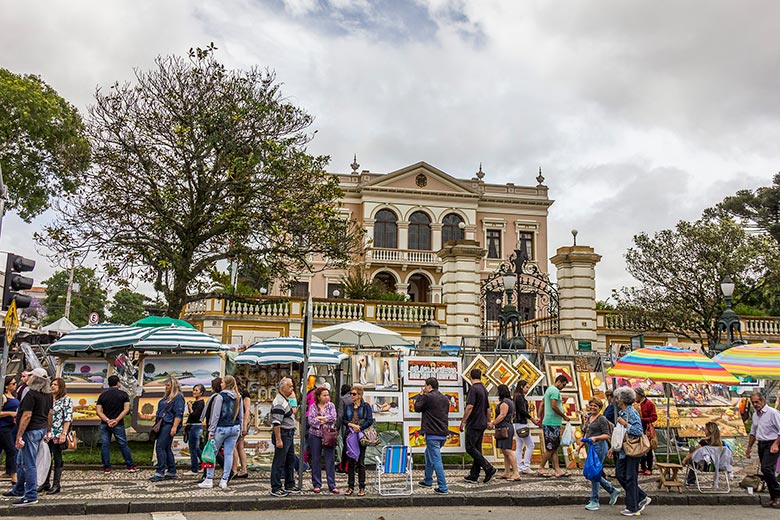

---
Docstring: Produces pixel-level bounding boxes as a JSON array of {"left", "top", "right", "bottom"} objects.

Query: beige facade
[{"left": 284, "top": 161, "right": 553, "bottom": 305}]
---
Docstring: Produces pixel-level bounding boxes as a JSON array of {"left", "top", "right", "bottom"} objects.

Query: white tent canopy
[{"left": 41, "top": 317, "right": 78, "bottom": 334}]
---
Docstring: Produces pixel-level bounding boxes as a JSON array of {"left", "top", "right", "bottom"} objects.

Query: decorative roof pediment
[{"left": 362, "top": 162, "right": 479, "bottom": 195}]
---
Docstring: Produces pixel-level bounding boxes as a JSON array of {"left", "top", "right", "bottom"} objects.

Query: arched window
[
  {"left": 373, "top": 272, "right": 397, "bottom": 292},
  {"left": 373, "top": 209, "right": 398, "bottom": 248},
  {"left": 442, "top": 213, "right": 465, "bottom": 244},
  {"left": 408, "top": 211, "right": 431, "bottom": 250}
]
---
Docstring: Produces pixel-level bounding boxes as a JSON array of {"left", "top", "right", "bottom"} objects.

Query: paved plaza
[{"left": 0, "top": 466, "right": 771, "bottom": 516}]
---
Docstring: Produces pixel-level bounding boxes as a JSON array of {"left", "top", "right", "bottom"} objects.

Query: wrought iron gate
[{"left": 480, "top": 249, "right": 559, "bottom": 349}]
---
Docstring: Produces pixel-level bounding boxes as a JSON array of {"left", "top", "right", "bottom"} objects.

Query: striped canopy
[
  {"left": 607, "top": 345, "right": 739, "bottom": 384},
  {"left": 713, "top": 344, "right": 780, "bottom": 380},
  {"left": 133, "top": 325, "right": 222, "bottom": 351},
  {"left": 49, "top": 324, "right": 155, "bottom": 353},
  {"left": 235, "top": 337, "right": 347, "bottom": 365}
]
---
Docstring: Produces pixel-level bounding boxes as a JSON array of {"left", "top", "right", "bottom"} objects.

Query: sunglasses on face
[{"left": 350, "top": 392, "right": 358, "bottom": 396}]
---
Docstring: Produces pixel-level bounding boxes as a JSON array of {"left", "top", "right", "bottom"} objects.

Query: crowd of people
[{"left": 1, "top": 367, "right": 779, "bottom": 513}]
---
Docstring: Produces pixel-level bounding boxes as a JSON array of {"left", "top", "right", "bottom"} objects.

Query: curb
[{"left": 0, "top": 492, "right": 771, "bottom": 516}]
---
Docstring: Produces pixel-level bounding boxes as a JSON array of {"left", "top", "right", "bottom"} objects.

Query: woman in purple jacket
[{"left": 307, "top": 386, "right": 339, "bottom": 494}]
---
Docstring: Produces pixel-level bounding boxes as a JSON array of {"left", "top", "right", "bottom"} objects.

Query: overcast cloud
[{"left": 1, "top": 0, "right": 778, "bottom": 300}]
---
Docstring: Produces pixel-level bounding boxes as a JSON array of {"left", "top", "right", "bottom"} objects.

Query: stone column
[
  {"left": 550, "top": 245, "right": 602, "bottom": 349},
  {"left": 437, "top": 240, "right": 486, "bottom": 345}
]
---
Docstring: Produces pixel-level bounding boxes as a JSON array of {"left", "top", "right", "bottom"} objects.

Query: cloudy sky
[{"left": 2, "top": 0, "right": 779, "bottom": 300}]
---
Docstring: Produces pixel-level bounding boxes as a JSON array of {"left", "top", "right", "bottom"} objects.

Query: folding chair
[
  {"left": 686, "top": 445, "right": 732, "bottom": 494},
  {"left": 375, "top": 445, "right": 413, "bottom": 496}
]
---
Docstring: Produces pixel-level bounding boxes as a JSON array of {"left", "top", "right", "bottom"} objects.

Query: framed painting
[
  {"left": 560, "top": 392, "right": 582, "bottom": 425},
  {"left": 485, "top": 357, "right": 520, "bottom": 389},
  {"left": 404, "top": 356, "right": 461, "bottom": 387},
  {"left": 512, "top": 355, "right": 544, "bottom": 393},
  {"left": 59, "top": 358, "right": 110, "bottom": 388},
  {"left": 363, "top": 391, "right": 403, "bottom": 423},
  {"left": 481, "top": 430, "right": 497, "bottom": 463},
  {"left": 545, "top": 360, "right": 577, "bottom": 392},
  {"left": 528, "top": 430, "right": 543, "bottom": 465},
  {"left": 463, "top": 354, "right": 493, "bottom": 389},
  {"left": 141, "top": 355, "right": 222, "bottom": 389},
  {"left": 69, "top": 390, "right": 103, "bottom": 425},
  {"left": 589, "top": 372, "right": 608, "bottom": 401},
  {"left": 578, "top": 372, "right": 592, "bottom": 402},
  {"left": 352, "top": 354, "right": 377, "bottom": 389},
  {"left": 375, "top": 357, "right": 400, "bottom": 390},
  {"left": 652, "top": 398, "right": 680, "bottom": 428},
  {"left": 527, "top": 396, "right": 544, "bottom": 423},
  {"left": 404, "top": 421, "right": 464, "bottom": 453},
  {"left": 403, "top": 388, "right": 464, "bottom": 419}
]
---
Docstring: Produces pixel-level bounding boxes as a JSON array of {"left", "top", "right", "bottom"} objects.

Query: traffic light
[{"left": 2, "top": 253, "right": 35, "bottom": 310}]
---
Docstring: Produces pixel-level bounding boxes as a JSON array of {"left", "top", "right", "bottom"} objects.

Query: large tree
[
  {"left": 108, "top": 289, "right": 149, "bottom": 324},
  {"left": 41, "top": 266, "right": 107, "bottom": 327},
  {"left": 38, "top": 45, "right": 362, "bottom": 317},
  {"left": 0, "top": 68, "right": 90, "bottom": 221},
  {"left": 612, "top": 217, "right": 777, "bottom": 350}
]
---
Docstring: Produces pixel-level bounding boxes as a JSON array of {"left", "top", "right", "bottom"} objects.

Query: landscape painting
[
  {"left": 60, "top": 359, "right": 110, "bottom": 387},
  {"left": 141, "top": 355, "right": 222, "bottom": 388}
]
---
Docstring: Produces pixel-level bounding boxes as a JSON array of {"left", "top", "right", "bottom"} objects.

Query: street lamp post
[{"left": 710, "top": 275, "right": 743, "bottom": 357}]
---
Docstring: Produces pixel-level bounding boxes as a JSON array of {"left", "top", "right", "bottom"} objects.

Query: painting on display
[
  {"left": 676, "top": 403, "right": 746, "bottom": 438},
  {"left": 404, "top": 357, "right": 461, "bottom": 387},
  {"left": 244, "top": 434, "right": 275, "bottom": 465},
  {"left": 652, "top": 398, "right": 680, "bottom": 428},
  {"left": 670, "top": 384, "right": 731, "bottom": 406},
  {"left": 528, "top": 430, "right": 543, "bottom": 464},
  {"left": 579, "top": 373, "right": 593, "bottom": 402},
  {"left": 363, "top": 391, "right": 403, "bottom": 423},
  {"left": 512, "top": 356, "right": 544, "bottom": 393},
  {"left": 69, "top": 391, "right": 102, "bottom": 425},
  {"left": 141, "top": 355, "right": 222, "bottom": 389},
  {"left": 485, "top": 358, "right": 521, "bottom": 389},
  {"left": 615, "top": 378, "right": 665, "bottom": 397},
  {"left": 481, "top": 430, "right": 497, "bottom": 463},
  {"left": 404, "top": 421, "right": 464, "bottom": 453},
  {"left": 60, "top": 359, "right": 110, "bottom": 387},
  {"left": 589, "top": 373, "right": 609, "bottom": 401},
  {"left": 403, "top": 388, "right": 464, "bottom": 419},
  {"left": 254, "top": 402, "right": 273, "bottom": 429},
  {"left": 375, "top": 357, "right": 400, "bottom": 390},
  {"left": 545, "top": 360, "right": 577, "bottom": 392},
  {"left": 352, "top": 354, "right": 377, "bottom": 389},
  {"left": 131, "top": 391, "right": 194, "bottom": 431},
  {"left": 560, "top": 393, "right": 582, "bottom": 424},
  {"left": 526, "top": 396, "right": 544, "bottom": 423},
  {"left": 462, "top": 355, "right": 493, "bottom": 389}
]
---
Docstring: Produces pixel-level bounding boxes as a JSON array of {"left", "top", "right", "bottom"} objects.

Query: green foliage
[
  {"left": 37, "top": 45, "right": 363, "bottom": 317},
  {"left": 0, "top": 68, "right": 90, "bottom": 221},
  {"left": 596, "top": 300, "right": 615, "bottom": 310},
  {"left": 41, "top": 266, "right": 107, "bottom": 327},
  {"left": 108, "top": 288, "right": 150, "bottom": 324},
  {"left": 711, "top": 172, "right": 780, "bottom": 243},
  {"left": 613, "top": 217, "right": 776, "bottom": 349},
  {"left": 341, "top": 267, "right": 405, "bottom": 301}
]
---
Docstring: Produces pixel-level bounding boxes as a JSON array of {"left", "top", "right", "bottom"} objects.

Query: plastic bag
[
  {"left": 346, "top": 430, "right": 361, "bottom": 460},
  {"left": 582, "top": 440, "right": 603, "bottom": 481},
  {"left": 201, "top": 439, "right": 216, "bottom": 469},
  {"left": 560, "top": 423, "right": 575, "bottom": 447},
  {"left": 611, "top": 423, "right": 626, "bottom": 451},
  {"left": 36, "top": 440, "right": 51, "bottom": 487}
]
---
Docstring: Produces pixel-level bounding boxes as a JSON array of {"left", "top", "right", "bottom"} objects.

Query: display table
[{"left": 656, "top": 462, "right": 684, "bottom": 493}]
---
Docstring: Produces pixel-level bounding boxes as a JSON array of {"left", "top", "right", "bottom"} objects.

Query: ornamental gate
[{"left": 480, "top": 249, "right": 559, "bottom": 349}]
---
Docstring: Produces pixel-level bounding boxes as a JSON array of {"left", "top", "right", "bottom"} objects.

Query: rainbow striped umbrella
[
  {"left": 607, "top": 345, "right": 739, "bottom": 384},
  {"left": 713, "top": 344, "right": 780, "bottom": 379}
]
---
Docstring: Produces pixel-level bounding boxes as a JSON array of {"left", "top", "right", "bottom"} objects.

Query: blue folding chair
[{"left": 375, "top": 444, "right": 413, "bottom": 496}]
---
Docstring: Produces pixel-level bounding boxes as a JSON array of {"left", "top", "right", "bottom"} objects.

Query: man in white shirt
[{"left": 745, "top": 392, "right": 780, "bottom": 509}]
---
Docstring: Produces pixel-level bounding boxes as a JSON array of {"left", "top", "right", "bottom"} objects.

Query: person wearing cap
[
  {"left": 3, "top": 368, "right": 53, "bottom": 506},
  {"left": 634, "top": 388, "right": 657, "bottom": 475}
]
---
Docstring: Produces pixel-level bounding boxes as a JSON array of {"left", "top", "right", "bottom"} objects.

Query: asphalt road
[{"left": 2, "top": 505, "right": 779, "bottom": 520}]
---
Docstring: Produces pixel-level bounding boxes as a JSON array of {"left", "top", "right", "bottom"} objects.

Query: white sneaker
[
  {"left": 219, "top": 479, "right": 228, "bottom": 489},
  {"left": 198, "top": 478, "right": 213, "bottom": 489},
  {"left": 638, "top": 496, "right": 651, "bottom": 512}
]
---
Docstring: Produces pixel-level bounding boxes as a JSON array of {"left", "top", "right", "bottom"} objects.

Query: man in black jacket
[{"left": 414, "top": 377, "right": 450, "bottom": 494}]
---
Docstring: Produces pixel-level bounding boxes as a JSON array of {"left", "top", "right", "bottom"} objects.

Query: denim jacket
[
  {"left": 156, "top": 394, "right": 185, "bottom": 424},
  {"left": 342, "top": 401, "right": 374, "bottom": 431},
  {"left": 617, "top": 405, "right": 644, "bottom": 459}
]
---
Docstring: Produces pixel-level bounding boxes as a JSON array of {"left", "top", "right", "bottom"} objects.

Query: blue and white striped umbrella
[
  {"left": 49, "top": 324, "right": 156, "bottom": 353},
  {"left": 236, "top": 337, "right": 347, "bottom": 365},
  {"left": 133, "top": 325, "right": 222, "bottom": 351}
]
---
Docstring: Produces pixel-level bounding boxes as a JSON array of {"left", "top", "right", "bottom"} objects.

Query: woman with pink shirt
[{"left": 307, "top": 386, "right": 339, "bottom": 494}]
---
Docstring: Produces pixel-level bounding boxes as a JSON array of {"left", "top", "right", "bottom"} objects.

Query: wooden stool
[{"left": 656, "top": 462, "right": 684, "bottom": 493}]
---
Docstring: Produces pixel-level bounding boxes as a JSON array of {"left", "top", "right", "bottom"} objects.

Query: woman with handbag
[
  {"left": 634, "top": 388, "right": 657, "bottom": 475},
  {"left": 578, "top": 398, "right": 620, "bottom": 511},
  {"left": 198, "top": 375, "right": 242, "bottom": 489},
  {"left": 150, "top": 377, "right": 185, "bottom": 482},
  {"left": 489, "top": 384, "right": 520, "bottom": 481},
  {"left": 342, "top": 385, "right": 374, "bottom": 496},
  {"left": 307, "top": 385, "right": 339, "bottom": 494},
  {"left": 513, "top": 380, "right": 539, "bottom": 475},
  {"left": 39, "top": 378, "right": 72, "bottom": 494},
  {"left": 611, "top": 387, "right": 650, "bottom": 517},
  {"left": 231, "top": 376, "right": 251, "bottom": 479},
  {"left": 0, "top": 376, "right": 19, "bottom": 487}
]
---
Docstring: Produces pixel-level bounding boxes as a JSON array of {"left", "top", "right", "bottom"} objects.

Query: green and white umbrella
[
  {"left": 49, "top": 324, "right": 155, "bottom": 353},
  {"left": 235, "top": 337, "right": 347, "bottom": 365},
  {"left": 131, "top": 316, "right": 196, "bottom": 329},
  {"left": 133, "top": 325, "right": 222, "bottom": 352}
]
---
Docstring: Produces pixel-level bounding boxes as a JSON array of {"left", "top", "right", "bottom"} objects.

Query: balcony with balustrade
[{"left": 365, "top": 248, "right": 442, "bottom": 269}]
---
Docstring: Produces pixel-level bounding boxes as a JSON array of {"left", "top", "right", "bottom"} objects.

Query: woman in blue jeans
[
  {"left": 612, "top": 387, "right": 650, "bottom": 517},
  {"left": 150, "top": 377, "right": 185, "bottom": 482},
  {"left": 198, "top": 375, "right": 242, "bottom": 490},
  {"left": 186, "top": 384, "right": 206, "bottom": 474},
  {"left": 307, "top": 385, "right": 339, "bottom": 494},
  {"left": 578, "top": 398, "right": 620, "bottom": 511}
]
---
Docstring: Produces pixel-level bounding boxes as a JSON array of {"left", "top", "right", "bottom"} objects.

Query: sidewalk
[{"left": 0, "top": 467, "right": 768, "bottom": 516}]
